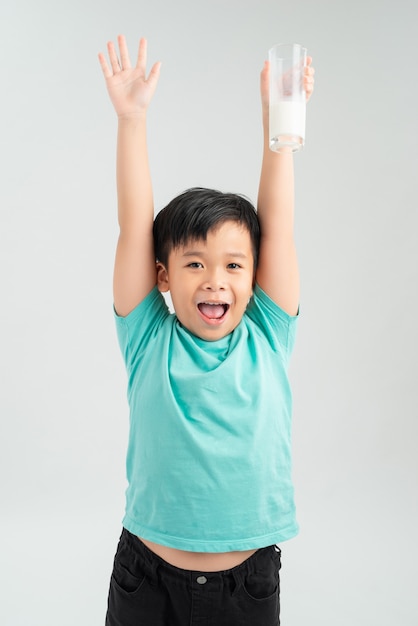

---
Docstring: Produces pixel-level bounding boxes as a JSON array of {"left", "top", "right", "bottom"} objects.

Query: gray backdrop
[{"left": 1, "top": 0, "right": 417, "bottom": 624}]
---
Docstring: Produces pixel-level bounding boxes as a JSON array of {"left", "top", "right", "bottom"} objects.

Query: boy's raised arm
[
  {"left": 99, "top": 36, "right": 161, "bottom": 317},
  {"left": 255, "top": 58, "right": 314, "bottom": 317}
]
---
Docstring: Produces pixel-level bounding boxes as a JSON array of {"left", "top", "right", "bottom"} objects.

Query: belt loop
[
  {"left": 142, "top": 542, "right": 160, "bottom": 588},
  {"left": 147, "top": 557, "right": 160, "bottom": 588},
  {"left": 232, "top": 569, "right": 244, "bottom": 596}
]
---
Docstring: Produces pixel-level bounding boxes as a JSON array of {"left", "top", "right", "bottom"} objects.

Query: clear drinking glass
[{"left": 269, "top": 43, "right": 307, "bottom": 153}]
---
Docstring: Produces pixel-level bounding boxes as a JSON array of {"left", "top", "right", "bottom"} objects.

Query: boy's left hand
[{"left": 260, "top": 56, "right": 315, "bottom": 111}]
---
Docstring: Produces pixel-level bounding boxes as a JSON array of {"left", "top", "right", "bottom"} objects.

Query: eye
[
  {"left": 187, "top": 262, "right": 203, "bottom": 268},
  {"left": 227, "top": 263, "right": 241, "bottom": 269}
]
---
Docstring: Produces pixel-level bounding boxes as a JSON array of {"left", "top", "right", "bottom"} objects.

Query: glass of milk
[{"left": 269, "top": 43, "right": 307, "bottom": 153}]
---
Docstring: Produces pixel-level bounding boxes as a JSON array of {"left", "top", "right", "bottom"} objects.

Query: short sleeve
[
  {"left": 114, "top": 287, "right": 170, "bottom": 371},
  {"left": 245, "top": 284, "right": 298, "bottom": 362}
]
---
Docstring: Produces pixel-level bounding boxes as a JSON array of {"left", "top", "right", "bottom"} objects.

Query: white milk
[{"left": 269, "top": 101, "right": 306, "bottom": 145}]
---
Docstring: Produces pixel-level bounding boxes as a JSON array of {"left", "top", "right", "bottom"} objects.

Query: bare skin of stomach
[{"left": 139, "top": 537, "right": 257, "bottom": 571}]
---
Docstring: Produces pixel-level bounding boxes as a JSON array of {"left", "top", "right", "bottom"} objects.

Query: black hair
[{"left": 153, "top": 187, "right": 260, "bottom": 268}]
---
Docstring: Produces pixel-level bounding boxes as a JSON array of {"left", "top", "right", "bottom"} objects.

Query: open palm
[{"left": 98, "top": 35, "right": 161, "bottom": 118}]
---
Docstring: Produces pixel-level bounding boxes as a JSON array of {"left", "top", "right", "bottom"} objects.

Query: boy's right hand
[{"left": 98, "top": 35, "right": 161, "bottom": 119}]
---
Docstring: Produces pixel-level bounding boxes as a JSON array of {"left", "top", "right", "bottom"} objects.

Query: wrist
[
  {"left": 117, "top": 109, "right": 148, "bottom": 125},
  {"left": 262, "top": 108, "right": 269, "bottom": 137}
]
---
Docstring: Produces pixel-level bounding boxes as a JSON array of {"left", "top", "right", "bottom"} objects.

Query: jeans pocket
[
  {"left": 111, "top": 561, "right": 147, "bottom": 595},
  {"left": 110, "top": 536, "right": 148, "bottom": 596},
  {"left": 241, "top": 551, "right": 280, "bottom": 602}
]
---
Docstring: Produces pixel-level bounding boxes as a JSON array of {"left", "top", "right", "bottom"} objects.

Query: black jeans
[{"left": 106, "top": 528, "right": 281, "bottom": 626}]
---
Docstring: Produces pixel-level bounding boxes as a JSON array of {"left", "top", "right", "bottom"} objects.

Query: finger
[
  {"left": 147, "top": 60, "right": 162, "bottom": 86},
  {"left": 260, "top": 60, "right": 270, "bottom": 87},
  {"left": 118, "top": 34, "right": 131, "bottom": 70},
  {"left": 304, "top": 75, "right": 314, "bottom": 101},
  {"left": 305, "top": 83, "right": 314, "bottom": 96},
  {"left": 98, "top": 52, "right": 112, "bottom": 79},
  {"left": 107, "top": 41, "right": 121, "bottom": 74},
  {"left": 304, "top": 57, "right": 314, "bottom": 74},
  {"left": 304, "top": 76, "right": 314, "bottom": 90},
  {"left": 260, "top": 61, "right": 270, "bottom": 106},
  {"left": 136, "top": 37, "right": 148, "bottom": 73},
  {"left": 303, "top": 63, "right": 315, "bottom": 95},
  {"left": 260, "top": 59, "right": 270, "bottom": 76}
]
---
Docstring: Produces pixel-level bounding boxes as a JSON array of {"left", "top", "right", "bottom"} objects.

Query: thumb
[
  {"left": 260, "top": 60, "right": 270, "bottom": 104},
  {"left": 147, "top": 61, "right": 162, "bottom": 86}
]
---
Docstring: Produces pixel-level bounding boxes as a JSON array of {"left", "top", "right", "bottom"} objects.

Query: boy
[{"left": 99, "top": 35, "right": 314, "bottom": 626}]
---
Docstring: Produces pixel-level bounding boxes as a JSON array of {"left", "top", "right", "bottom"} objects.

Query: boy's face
[{"left": 157, "top": 221, "right": 255, "bottom": 341}]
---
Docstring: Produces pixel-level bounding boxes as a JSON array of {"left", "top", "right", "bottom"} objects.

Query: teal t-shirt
[{"left": 115, "top": 284, "right": 299, "bottom": 552}]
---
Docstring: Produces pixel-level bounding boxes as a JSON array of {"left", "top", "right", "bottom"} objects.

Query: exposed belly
[{"left": 139, "top": 537, "right": 257, "bottom": 571}]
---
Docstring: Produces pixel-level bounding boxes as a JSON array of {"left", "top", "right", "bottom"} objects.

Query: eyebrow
[{"left": 181, "top": 251, "right": 249, "bottom": 258}]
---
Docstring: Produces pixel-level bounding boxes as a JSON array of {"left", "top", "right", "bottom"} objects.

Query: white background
[{"left": 1, "top": 0, "right": 417, "bottom": 624}]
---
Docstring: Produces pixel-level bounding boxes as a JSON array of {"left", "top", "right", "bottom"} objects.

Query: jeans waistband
[{"left": 120, "top": 528, "right": 280, "bottom": 593}]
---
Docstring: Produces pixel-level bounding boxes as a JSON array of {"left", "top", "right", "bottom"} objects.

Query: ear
[{"left": 156, "top": 261, "right": 170, "bottom": 293}]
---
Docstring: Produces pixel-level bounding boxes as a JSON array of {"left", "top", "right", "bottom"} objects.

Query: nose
[{"left": 203, "top": 269, "right": 226, "bottom": 291}]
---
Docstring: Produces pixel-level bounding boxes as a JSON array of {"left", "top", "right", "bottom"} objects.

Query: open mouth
[{"left": 197, "top": 302, "right": 230, "bottom": 321}]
